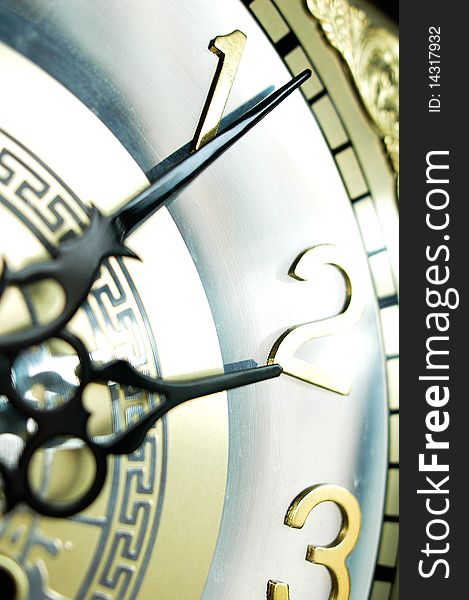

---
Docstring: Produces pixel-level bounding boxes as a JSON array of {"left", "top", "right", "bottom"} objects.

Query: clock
[{"left": 0, "top": 1, "right": 399, "bottom": 599}]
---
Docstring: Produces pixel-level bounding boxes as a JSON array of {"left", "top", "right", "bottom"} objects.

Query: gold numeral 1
[
  {"left": 192, "top": 30, "right": 247, "bottom": 151},
  {"left": 268, "top": 244, "right": 366, "bottom": 395},
  {"left": 267, "top": 580, "right": 290, "bottom": 600},
  {"left": 268, "top": 484, "right": 361, "bottom": 600}
]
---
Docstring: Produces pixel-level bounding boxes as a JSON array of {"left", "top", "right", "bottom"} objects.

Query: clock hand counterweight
[{"left": 0, "top": 69, "right": 311, "bottom": 354}]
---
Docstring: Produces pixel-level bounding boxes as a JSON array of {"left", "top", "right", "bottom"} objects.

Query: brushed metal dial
[{"left": 0, "top": 1, "right": 398, "bottom": 598}]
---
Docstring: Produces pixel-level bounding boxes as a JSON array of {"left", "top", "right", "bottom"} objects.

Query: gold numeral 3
[{"left": 268, "top": 484, "right": 361, "bottom": 600}]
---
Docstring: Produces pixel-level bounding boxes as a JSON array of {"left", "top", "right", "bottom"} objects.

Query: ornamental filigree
[{"left": 307, "top": 0, "right": 399, "bottom": 174}]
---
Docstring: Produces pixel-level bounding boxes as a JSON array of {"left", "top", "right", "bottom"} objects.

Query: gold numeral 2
[
  {"left": 192, "top": 30, "right": 247, "bottom": 151},
  {"left": 268, "top": 484, "right": 361, "bottom": 600},
  {"left": 268, "top": 244, "right": 366, "bottom": 395}
]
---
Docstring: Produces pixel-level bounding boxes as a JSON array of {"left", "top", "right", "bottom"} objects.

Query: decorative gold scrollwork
[{"left": 307, "top": 0, "right": 399, "bottom": 174}]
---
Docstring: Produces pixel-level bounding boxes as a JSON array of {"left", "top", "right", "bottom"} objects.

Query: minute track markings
[
  {"left": 383, "top": 515, "right": 399, "bottom": 524},
  {"left": 331, "top": 141, "right": 353, "bottom": 156},
  {"left": 374, "top": 564, "right": 398, "bottom": 584},
  {"left": 273, "top": 31, "right": 299, "bottom": 57},
  {"left": 308, "top": 89, "right": 327, "bottom": 105},
  {"left": 351, "top": 192, "right": 371, "bottom": 205},
  {"left": 378, "top": 294, "right": 399, "bottom": 310},
  {"left": 241, "top": 3, "right": 399, "bottom": 599}
]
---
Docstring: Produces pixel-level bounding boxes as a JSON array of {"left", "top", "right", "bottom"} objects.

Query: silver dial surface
[{"left": 0, "top": 1, "right": 397, "bottom": 599}]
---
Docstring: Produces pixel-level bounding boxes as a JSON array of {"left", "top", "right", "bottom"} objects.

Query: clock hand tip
[
  {"left": 257, "top": 363, "right": 283, "bottom": 379},
  {"left": 295, "top": 69, "right": 312, "bottom": 83},
  {"left": 269, "top": 363, "right": 283, "bottom": 377}
]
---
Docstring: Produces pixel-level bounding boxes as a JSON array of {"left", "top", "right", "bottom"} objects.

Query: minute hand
[
  {"left": 115, "top": 69, "right": 311, "bottom": 236},
  {"left": 2, "top": 70, "right": 311, "bottom": 353}
]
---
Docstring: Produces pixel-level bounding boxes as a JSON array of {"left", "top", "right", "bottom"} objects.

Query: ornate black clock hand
[
  {"left": 115, "top": 69, "right": 311, "bottom": 235},
  {"left": 0, "top": 329, "right": 282, "bottom": 518},
  {"left": 0, "top": 70, "right": 308, "bottom": 519},
  {"left": 94, "top": 360, "right": 283, "bottom": 455},
  {"left": 0, "top": 69, "right": 311, "bottom": 354}
]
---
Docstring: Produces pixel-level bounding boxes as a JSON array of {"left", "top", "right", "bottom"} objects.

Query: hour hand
[{"left": 92, "top": 360, "right": 283, "bottom": 456}]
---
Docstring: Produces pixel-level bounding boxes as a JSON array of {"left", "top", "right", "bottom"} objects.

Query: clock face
[{"left": 0, "top": 1, "right": 398, "bottom": 599}]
